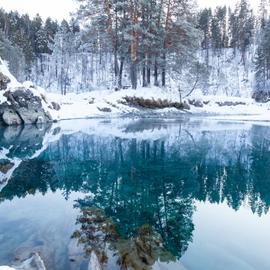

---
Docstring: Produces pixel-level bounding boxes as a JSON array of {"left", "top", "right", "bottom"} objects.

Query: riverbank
[{"left": 46, "top": 87, "right": 270, "bottom": 123}]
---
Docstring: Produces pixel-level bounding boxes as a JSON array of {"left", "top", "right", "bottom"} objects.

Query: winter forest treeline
[{"left": 0, "top": 0, "right": 270, "bottom": 99}]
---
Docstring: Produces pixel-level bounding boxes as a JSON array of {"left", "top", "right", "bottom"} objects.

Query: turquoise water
[{"left": 0, "top": 119, "right": 270, "bottom": 270}]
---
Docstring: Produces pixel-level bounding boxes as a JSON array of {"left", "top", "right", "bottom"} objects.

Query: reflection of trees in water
[
  {"left": 72, "top": 207, "right": 175, "bottom": 270},
  {"left": 249, "top": 126, "right": 270, "bottom": 215},
  {"left": 70, "top": 137, "right": 195, "bottom": 268},
  {"left": 2, "top": 124, "right": 270, "bottom": 266},
  {"left": 0, "top": 127, "right": 270, "bottom": 214},
  {"left": 2, "top": 126, "right": 270, "bottom": 215}
]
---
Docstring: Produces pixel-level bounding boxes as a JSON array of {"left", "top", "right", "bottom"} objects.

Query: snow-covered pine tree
[
  {"left": 198, "top": 8, "right": 212, "bottom": 65},
  {"left": 254, "top": 20, "right": 270, "bottom": 101}
]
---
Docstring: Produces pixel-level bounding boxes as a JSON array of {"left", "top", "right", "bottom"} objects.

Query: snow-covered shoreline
[
  {"left": 46, "top": 87, "right": 270, "bottom": 123},
  {"left": 2, "top": 56, "right": 270, "bottom": 125}
]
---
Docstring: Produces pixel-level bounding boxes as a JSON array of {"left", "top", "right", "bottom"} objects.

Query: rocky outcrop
[
  {"left": 2, "top": 109, "right": 22, "bottom": 126},
  {"left": 0, "top": 58, "right": 56, "bottom": 126},
  {"left": 0, "top": 87, "right": 52, "bottom": 126},
  {"left": 50, "top": 101, "right": 61, "bottom": 111},
  {"left": 0, "top": 72, "right": 11, "bottom": 91},
  {"left": 252, "top": 90, "right": 270, "bottom": 103}
]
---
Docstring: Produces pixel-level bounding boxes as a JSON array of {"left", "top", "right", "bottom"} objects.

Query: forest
[{"left": 0, "top": 0, "right": 270, "bottom": 100}]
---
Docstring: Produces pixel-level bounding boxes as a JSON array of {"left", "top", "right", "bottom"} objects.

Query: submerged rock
[
  {"left": 0, "top": 159, "right": 14, "bottom": 174},
  {"left": 0, "top": 253, "right": 46, "bottom": 270},
  {"left": 89, "top": 252, "right": 102, "bottom": 270},
  {"left": 13, "top": 253, "right": 46, "bottom": 270}
]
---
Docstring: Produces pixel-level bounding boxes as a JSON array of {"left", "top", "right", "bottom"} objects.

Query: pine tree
[
  {"left": 229, "top": 0, "right": 255, "bottom": 64},
  {"left": 198, "top": 8, "right": 212, "bottom": 65},
  {"left": 254, "top": 20, "right": 270, "bottom": 100}
]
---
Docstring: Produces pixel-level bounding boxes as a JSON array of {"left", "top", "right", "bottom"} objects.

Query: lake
[{"left": 0, "top": 118, "right": 270, "bottom": 270}]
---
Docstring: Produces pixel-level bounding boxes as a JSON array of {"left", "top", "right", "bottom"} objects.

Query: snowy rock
[
  {"left": 182, "top": 101, "right": 191, "bottom": 110},
  {"left": 1, "top": 87, "right": 52, "bottom": 125},
  {"left": 51, "top": 101, "right": 61, "bottom": 111},
  {"left": 0, "top": 58, "right": 53, "bottom": 126},
  {"left": 189, "top": 99, "right": 204, "bottom": 108},
  {"left": 2, "top": 109, "right": 22, "bottom": 126},
  {"left": 97, "top": 107, "right": 112, "bottom": 113},
  {"left": 252, "top": 91, "right": 270, "bottom": 103},
  {"left": 36, "top": 116, "right": 45, "bottom": 124},
  {"left": 216, "top": 101, "right": 246, "bottom": 107},
  {"left": 0, "top": 72, "right": 11, "bottom": 91}
]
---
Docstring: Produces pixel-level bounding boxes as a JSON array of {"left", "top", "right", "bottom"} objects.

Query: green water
[{"left": 0, "top": 119, "right": 270, "bottom": 270}]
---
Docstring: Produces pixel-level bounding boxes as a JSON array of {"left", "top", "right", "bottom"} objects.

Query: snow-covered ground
[
  {"left": 46, "top": 87, "right": 270, "bottom": 123},
  {"left": 2, "top": 55, "right": 270, "bottom": 123}
]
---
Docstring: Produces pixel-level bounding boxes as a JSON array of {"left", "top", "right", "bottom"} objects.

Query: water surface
[{"left": 0, "top": 119, "right": 270, "bottom": 270}]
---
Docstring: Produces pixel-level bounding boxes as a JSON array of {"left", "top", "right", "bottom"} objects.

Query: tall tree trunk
[
  {"left": 118, "top": 57, "right": 124, "bottom": 89},
  {"left": 161, "top": 53, "right": 166, "bottom": 87},
  {"left": 161, "top": 0, "right": 172, "bottom": 88},
  {"left": 142, "top": 54, "right": 147, "bottom": 87},
  {"left": 130, "top": 1, "right": 138, "bottom": 89},
  {"left": 146, "top": 53, "right": 151, "bottom": 85},
  {"left": 154, "top": 57, "right": 158, "bottom": 86},
  {"left": 130, "top": 62, "right": 137, "bottom": 89},
  {"left": 147, "top": 66, "right": 151, "bottom": 85},
  {"left": 114, "top": 49, "right": 119, "bottom": 84}
]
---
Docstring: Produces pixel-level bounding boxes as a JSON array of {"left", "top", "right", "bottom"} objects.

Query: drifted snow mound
[{"left": 0, "top": 58, "right": 59, "bottom": 126}]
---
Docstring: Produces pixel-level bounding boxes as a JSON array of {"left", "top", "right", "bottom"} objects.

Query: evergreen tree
[
  {"left": 198, "top": 8, "right": 212, "bottom": 64},
  {"left": 254, "top": 21, "right": 270, "bottom": 99},
  {"left": 211, "top": 6, "right": 227, "bottom": 53},
  {"left": 229, "top": 0, "right": 255, "bottom": 64}
]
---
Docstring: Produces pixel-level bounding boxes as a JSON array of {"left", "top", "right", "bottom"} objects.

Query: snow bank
[
  {"left": 45, "top": 86, "right": 270, "bottom": 123},
  {"left": 2, "top": 55, "right": 270, "bottom": 123},
  {"left": 0, "top": 59, "right": 21, "bottom": 89}
]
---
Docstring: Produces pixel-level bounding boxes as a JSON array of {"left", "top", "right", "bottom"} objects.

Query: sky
[
  {"left": 0, "top": 0, "right": 77, "bottom": 21},
  {"left": 0, "top": 0, "right": 261, "bottom": 20},
  {"left": 198, "top": 0, "right": 260, "bottom": 10}
]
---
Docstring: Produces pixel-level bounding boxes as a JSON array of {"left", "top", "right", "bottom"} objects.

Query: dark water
[{"left": 0, "top": 119, "right": 270, "bottom": 270}]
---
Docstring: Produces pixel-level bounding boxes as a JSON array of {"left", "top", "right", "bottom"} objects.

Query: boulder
[
  {"left": 189, "top": 99, "right": 204, "bottom": 108},
  {"left": 51, "top": 101, "right": 61, "bottom": 111},
  {"left": 12, "top": 253, "right": 46, "bottom": 270},
  {"left": 182, "top": 101, "right": 191, "bottom": 110},
  {"left": 2, "top": 109, "right": 22, "bottom": 126},
  {"left": 98, "top": 107, "right": 112, "bottom": 113},
  {"left": 0, "top": 72, "right": 11, "bottom": 91},
  {"left": 0, "top": 87, "right": 52, "bottom": 125},
  {"left": 252, "top": 91, "right": 270, "bottom": 103},
  {"left": 216, "top": 101, "right": 246, "bottom": 107},
  {"left": 0, "top": 159, "right": 14, "bottom": 174}
]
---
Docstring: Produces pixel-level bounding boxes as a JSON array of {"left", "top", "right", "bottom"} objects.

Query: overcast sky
[
  {"left": 0, "top": 0, "right": 261, "bottom": 21},
  {"left": 0, "top": 0, "right": 77, "bottom": 20}
]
